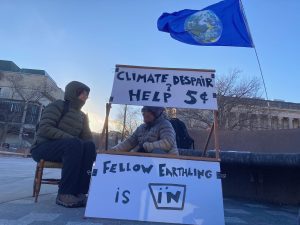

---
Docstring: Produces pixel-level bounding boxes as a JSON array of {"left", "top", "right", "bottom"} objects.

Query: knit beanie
[{"left": 141, "top": 106, "right": 165, "bottom": 118}]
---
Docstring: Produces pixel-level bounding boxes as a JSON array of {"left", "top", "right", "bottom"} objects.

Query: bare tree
[
  {"left": 172, "top": 69, "right": 270, "bottom": 131},
  {"left": 115, "top": 105, "right": 142, "bottom": 140},
  {"left": 216, "top": 69, "right": 264, "bottom": 130},
  {"left": 0, "top": 73, "right": 55, "bottom": 148},
  {"left": 6, "top": 73, "right": 55, "bottom": 102}
]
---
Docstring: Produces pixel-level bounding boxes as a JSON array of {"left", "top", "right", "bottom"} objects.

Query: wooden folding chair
[{"left": 33, "top": 159, "right": 63, "bottom": 202}]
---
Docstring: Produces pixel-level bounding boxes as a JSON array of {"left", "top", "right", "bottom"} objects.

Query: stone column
[
  {"left": 289, "top": 118, "right": 293, "bottom": 129},
  {"left": 278, "top": 117, "right": 283, "bottom": 129},
  {"left": 18, "top": 101, "right": 28, "bottom": 147},
  {"left": 268, "top": 116, "right": 272, "bottom": 130},
  {"left": 257, "top": 115, "right": 262, "bottom": 130}
]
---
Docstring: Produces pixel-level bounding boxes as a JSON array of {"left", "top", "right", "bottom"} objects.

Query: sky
[{"left": 0, "top": 0, "right": 300, "bottom": 132}]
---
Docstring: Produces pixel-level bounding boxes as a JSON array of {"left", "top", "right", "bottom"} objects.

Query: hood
[
  {"left": 145, "top": 112, "right": 166, "bottom": 128},
  {"left": 64, "top": 81, "right": 90, "bottom": 109},
  {"left": 142, "top": 106, "right": 165, "bottom": 127}
]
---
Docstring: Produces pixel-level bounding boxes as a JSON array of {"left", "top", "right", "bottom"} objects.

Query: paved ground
[{"left": 0, "top": 156, "right": 299, "bottom": 225}]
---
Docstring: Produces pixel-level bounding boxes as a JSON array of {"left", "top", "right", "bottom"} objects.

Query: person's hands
[
  {"left": 111, "top": 147, "right": 117, "bottom": 151},
  {"left": 142, "top": 142, "right": 152, "bottom": 153},
  {"left": 137, "top": 143, "right": 146, "bottom": 153}
]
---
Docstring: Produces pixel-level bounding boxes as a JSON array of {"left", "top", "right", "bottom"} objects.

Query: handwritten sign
[
  {"left": 110, "top": 65, "right": 218, "bottom": 110},
  {"left": 85, "top": 153, "right": 225, "bottom": 225}
]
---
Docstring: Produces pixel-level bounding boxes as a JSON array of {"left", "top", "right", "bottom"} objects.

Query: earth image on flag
[{"left": 184, "top": 10, "right": 223, "bottom": 44}]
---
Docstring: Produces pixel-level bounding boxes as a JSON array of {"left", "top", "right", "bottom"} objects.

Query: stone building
[
  {"left": 168, "top": 97, "right": 300, "bottom": 131},
  {"left": 0, "top": 60, "right": 64, "bottom": 149}
]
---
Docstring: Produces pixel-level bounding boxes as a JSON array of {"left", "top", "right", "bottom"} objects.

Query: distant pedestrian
[{"left": 31, "top": 81, "right": 96, "bottom": 208}]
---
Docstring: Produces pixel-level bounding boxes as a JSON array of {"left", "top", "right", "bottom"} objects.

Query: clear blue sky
[{"left": 1, "top": 0, "right": 299, "bottom": 131}]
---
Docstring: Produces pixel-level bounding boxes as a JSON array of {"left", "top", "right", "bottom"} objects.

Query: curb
[{"left": 0, "top": 151, "right": 30, "bottom": 157}]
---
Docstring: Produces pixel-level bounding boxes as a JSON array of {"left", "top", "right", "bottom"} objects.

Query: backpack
[
  {"left": 35, "top": 100, "right": 70, "bottom": 133},
  {"left": 169, "top": 118, "right": 195, "bottom": 149}
]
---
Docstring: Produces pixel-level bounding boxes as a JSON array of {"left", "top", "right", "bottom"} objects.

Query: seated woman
[{"left": 112, "top": 106, "right": 178, "bottom": 155}]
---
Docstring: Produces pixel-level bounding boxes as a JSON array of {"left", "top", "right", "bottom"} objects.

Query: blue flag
[{"left": 157, "top": 0, "right": 253, "bottom": 47}]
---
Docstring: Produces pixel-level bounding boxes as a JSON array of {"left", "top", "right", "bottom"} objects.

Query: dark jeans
[{"left": 31, "top": 138, "right": 96, "bottom": 195}]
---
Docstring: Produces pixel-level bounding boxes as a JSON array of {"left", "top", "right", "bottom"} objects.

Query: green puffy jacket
[{"left": 31, "top": 81, "right": 93, "bottom": 148}]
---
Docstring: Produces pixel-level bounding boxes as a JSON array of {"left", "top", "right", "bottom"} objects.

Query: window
[
  {"left": 239, "top": 113, "right": 247, "bottom": 130},
  {"left": 260, "top": 115, "right": 269, "bottom": 130}
]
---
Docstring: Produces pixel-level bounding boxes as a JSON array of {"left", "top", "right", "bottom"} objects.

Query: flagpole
[
  {"left": 253, "top": 47, "right": 269, "bottom": 101},
  {"left": 239, "top": 0, "right": 269, "bottom": 102}
]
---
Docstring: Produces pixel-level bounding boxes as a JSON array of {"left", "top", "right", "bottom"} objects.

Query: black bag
[{"left": 169, "top": 118, "right": 194, "bottom": 149}]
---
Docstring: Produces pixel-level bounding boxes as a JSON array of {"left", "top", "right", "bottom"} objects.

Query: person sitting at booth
[
  {"left": 112, "top": 106, "right": 178, "bottom": 155},
  {"left": 31, "top": 81, "right": 96, "bottom": 208}
]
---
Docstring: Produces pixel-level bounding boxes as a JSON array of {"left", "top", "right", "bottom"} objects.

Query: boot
[
  {"left": 56, "top": 194, "right": 85, "bottom": 208},
  {"left": 76, "top": 194, "right": 88, "bottom": 206}
]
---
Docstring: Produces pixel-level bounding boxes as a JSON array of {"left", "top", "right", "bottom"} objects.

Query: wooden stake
[
  {"left": 202, "top": 122, "right": 214, "bottom": 157},
  {"left": 105, "top": 103, "right": 111, "bottom": 151},
  {"left": 99, "top": 103, "right": 112, "bottom": 152}
]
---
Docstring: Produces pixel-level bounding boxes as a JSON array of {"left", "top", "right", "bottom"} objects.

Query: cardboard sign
[
  {"left": 110, "top": 65, "right": 218, "bottom": 110},
  {"left": 85, "top": 153, "right": 225, "bottom": 225}
]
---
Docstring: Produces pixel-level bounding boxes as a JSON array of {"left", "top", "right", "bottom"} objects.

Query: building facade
[
  {"left": 0, "top": 60, "right": 64, "bottom": 149},
  {"left": 169, "top": 97, "right": 300, "bottom": 131}
]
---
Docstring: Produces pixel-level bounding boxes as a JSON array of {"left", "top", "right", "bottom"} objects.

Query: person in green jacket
[{"left": 31, "top": 81, "right": 96, "bottom": 208}]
